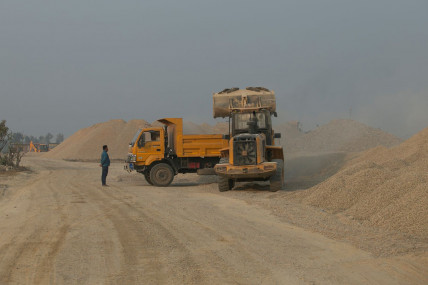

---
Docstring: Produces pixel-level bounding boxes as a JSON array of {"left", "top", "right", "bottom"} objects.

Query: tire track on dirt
[
  {"left": 0, "top": 165, "right": 71, "bottom": 284},
  {"left": 72, "top": 175, "right": 204, "bottom": 284},
  {"left": 0, "top": 169, "right": 54, "bottom": 284},
  {"left": 31, "top": 170, "right": 72, "bottom": 284}
]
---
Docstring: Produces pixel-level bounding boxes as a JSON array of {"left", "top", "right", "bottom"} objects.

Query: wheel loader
[{"left": 213, "top": 87, "right": 284, "bottom": 191}]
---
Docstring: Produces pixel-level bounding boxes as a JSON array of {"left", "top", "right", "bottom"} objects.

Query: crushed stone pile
[
  {"left": 183, "top": 121, "right": 228, "bottom": 134},
  {"left": 151, "top": 120, "right": 228, "bottom": 135},
  {"left": 290, "top": 126, "right": 428, "bottom": 238},
  {"left": 277, "top": 119, "right": 402, "bottom": 154},
  {"left": 43, "top": 119, "right": 150, "bottom": 161}
]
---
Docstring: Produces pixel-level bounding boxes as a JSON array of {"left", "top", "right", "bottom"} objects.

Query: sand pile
[
  {"left": 183, "top": 121, "right": 208, "bottom": 134},
  {"left": 277, "top": 119, "right": 402, "bottom": 154},
  {"left": 274, "top": 121, "right": 302, "bottom": 140},
  {"left": 291, "top": 126, "right": 428, "bottom": 238},
  {"left": 183, "top": 121, "right": 228, "bottom": 134},
  {"left": 151, "top": 120, "right": 228, "bottom": 135},
  {"left": 43, "top": 119, "right": 150, "bottom": 161}
]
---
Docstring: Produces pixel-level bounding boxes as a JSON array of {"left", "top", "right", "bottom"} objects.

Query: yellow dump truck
[{"left": 125, "top": 118, "right": 228, "bottom": 186}]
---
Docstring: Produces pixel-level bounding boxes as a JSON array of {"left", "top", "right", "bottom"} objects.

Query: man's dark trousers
[{"left": 102, "top": 166, "right": 109, "bottom": 185}]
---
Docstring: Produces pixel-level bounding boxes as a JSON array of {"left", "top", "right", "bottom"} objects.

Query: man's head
[{"left": 103, "top": 145, "right": 108, "bottom": 152}]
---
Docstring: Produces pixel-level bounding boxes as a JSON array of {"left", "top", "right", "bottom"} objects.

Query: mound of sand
[
  {"left": 150, "top": 120, "right": 228, "bottom": 135},
  {"left": 277, "top": 119, "right": 402, "bottom": 154},
  {"left": 43, "top": 119, "right": 150, "bottom": 161},
  {"left": 291, "top": 126, "right": 428, "bottom": 238},
  {"left": 183, "top": 121, "right": 228, "bottom": 135}
]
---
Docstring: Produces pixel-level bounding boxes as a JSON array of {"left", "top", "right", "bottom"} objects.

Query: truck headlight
[{"left": 127, "top": 154, "right": 136, "bottom": 162}]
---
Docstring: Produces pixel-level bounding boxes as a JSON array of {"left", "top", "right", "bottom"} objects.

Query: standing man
[{"left": 100, "top": 145, "right": 110, "bottom": 186}]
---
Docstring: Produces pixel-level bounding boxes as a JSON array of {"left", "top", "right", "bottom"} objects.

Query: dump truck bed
[
  {"left": 157, "top": 118, "right": 229, "bottom": 158},
  {"left": 179, "top": 134, "right": 228, "bottom": 157}
]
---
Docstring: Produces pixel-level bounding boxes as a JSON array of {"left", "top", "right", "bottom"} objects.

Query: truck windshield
[
  {"left": 130, "top": 129, "right": 142, "bottom": 146},
  {"left": 137, "top": 130, "right": 161, "bottom": 148}
]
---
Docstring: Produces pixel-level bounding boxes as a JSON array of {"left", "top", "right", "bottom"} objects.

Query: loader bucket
[{"left": 213, "top": 87, "right": 276, "bottom": 118}]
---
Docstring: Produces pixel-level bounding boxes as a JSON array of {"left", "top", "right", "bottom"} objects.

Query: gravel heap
[
  {"left": 43, "top": 119, "right": 150, "bottom": 161},
  {"left": 277, "top": 119, "right": 402, "bottom": 154},
  {"left": 290, "top": 126, "right": 428, "bottom": 238},
  {"left": 183, "top": 121, "right": 228, "bottom": 134}
]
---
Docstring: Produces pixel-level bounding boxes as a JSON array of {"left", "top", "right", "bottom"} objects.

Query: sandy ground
[{"left": 0, "top": 156, "right": 427, "bottom": 284}]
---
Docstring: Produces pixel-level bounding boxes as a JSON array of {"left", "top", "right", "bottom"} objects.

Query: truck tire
[
  {"left": 217, "top": 157, "right": 234, "bottom": 192},
  {"left": 144, "top": 171, "right": 153, "bottom": 185},
  {"left": 269, "top": 159, "right": 284, "bottom": 192},
  {"left": 150, "top": 163, "right": 174, "bottom": 187}
]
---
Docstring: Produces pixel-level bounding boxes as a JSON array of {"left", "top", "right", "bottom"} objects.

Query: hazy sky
[{"left": 1, "top": 0, "right": 427, "bottom": 138}]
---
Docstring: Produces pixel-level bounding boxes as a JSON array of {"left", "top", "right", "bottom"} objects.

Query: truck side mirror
[
  {"left": 274, "top": 133, "right": 281, "bottom": 139},
  {"left": 222, "top": 134, "right": 230, "bottom": 140}
]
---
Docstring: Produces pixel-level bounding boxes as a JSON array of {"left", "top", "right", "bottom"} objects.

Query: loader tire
[
  {"left": 218, "top": 176, "right": 235, "bottom": 192},
  {"left": 217, "top": 157, "right": 234, "bottom": 192},
  {"left": 269, "top": 159, "right": 284, "bottom": 192},
  {"left": 150, "top": 163, "right": 174, "bottom": 187},
  {"left": 144, "top": 171, "right": 153, "bottom": 185}
]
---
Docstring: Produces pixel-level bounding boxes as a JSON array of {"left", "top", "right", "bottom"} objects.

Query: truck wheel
[
  {"left": 269, "top": 159, "right": 284, "bottom": 192},
  {"left": 144, "top": 171, "right": 153, "bottom": 185},
  {"left": 150, "top": 163, "right": 174, "bottom": 187},
  {"left": 218, "top": 176, "right": 234, "bottom": 192}
]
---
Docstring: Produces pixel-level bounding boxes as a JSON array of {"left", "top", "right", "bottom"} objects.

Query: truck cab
[{"left": 129, "top": 127, "right": 165, "bottom": 167}]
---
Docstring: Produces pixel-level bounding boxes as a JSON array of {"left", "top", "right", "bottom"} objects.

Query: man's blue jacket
[{"left": 100, "top": 150, "right": 110, "bottom": 167}]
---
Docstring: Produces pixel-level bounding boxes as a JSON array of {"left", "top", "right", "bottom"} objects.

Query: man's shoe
[{"left": 102, "top": 184, "right": 109, "bottom": 187}]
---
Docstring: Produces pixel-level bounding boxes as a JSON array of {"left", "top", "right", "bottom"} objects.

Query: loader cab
[
  {"left": 231, "top": 109, "right": 273, "bottom": 145},
  {"left": 38, "top": 144, "right": 49, "bottom": 152}
]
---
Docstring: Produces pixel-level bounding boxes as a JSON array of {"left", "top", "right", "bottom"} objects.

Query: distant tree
[
  {"left": 55, "top": 133, "right": 64, "bottom": 144},
  {"left": 38, "top": 135, "right": 45, "bottom": 144},
  {"left": 12, "top": 132, "right": 24, "bottom": 143},
  {"left": 30, "top": 136, "right": 38, "bottom": 143},
  {"left": 45, "top": 133, "right": 53, "bottom": 144},
  {"left": 0, "top": 120, "right": 9, "bottom": 153},
  {"left": 0, "top": 121, "right": 25, "bottom": 168},
  {"left": 2, "top": 133, "right": 25, "bottom": 167},
  {"left": 24, "top": 136, "right": 31, "bottom": 144}
]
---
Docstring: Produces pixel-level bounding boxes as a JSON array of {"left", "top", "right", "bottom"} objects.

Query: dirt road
[{"left": 0, "top": 157, "right": 427, "bottom": 284}]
